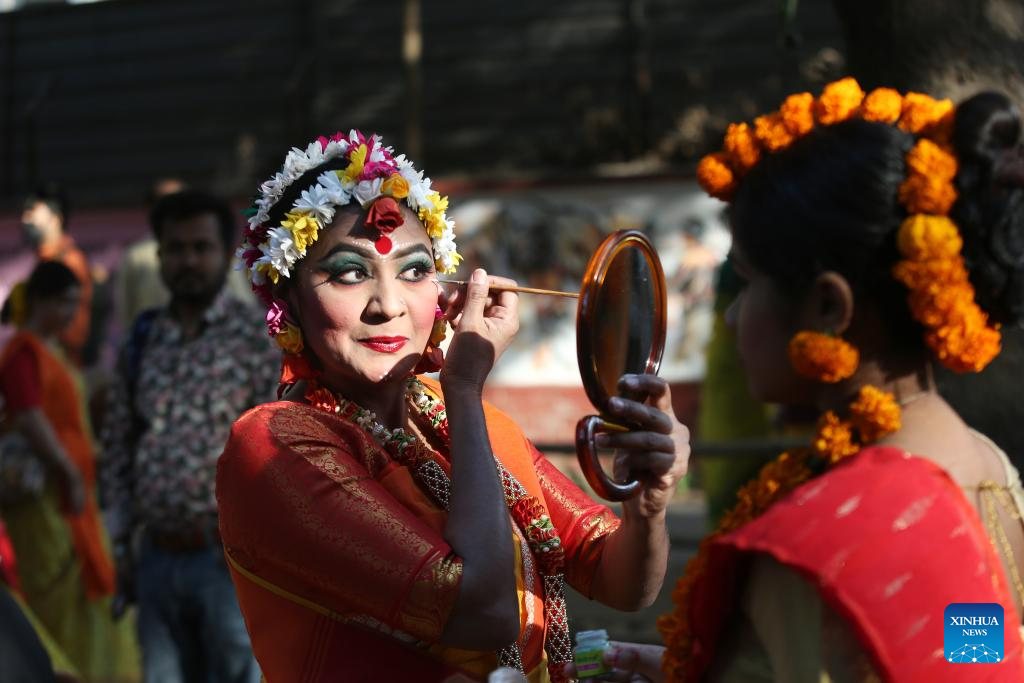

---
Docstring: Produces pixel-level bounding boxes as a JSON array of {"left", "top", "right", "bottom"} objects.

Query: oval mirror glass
[{"left": 575, "top": 230, "right": 667, "bottom": 500}]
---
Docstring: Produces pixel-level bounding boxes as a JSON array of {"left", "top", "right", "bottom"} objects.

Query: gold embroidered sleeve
[
  {"left": 216, "top": 404, "right": 463, "bottom": 643},
  {"left": 532, "top": 443, "right": 621, "bottom": 597}
]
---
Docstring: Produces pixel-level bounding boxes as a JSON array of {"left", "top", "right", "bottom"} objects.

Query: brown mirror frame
[{"left": 575, "top": 230, "right": 667, "bottom": 501}]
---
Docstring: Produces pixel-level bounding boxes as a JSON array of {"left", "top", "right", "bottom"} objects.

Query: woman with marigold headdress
[
  {"left": 568, "top": 82, "right": 1024, "bottom": 682},
  {"left": 214, "top": 131, "right": 691, "bottom": 682}
]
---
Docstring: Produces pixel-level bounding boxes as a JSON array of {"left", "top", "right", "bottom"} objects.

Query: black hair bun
[{"left": 952, "top": 91, "right": 1024, "bottom": 326}]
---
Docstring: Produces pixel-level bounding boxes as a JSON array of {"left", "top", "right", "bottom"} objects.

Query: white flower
[
  {"left": 323, "top": 139, "right": 348, "bottom": 160},
  {"left": 267, "top": 226, "right": 300, "bottom": 276},
  {"left": 405, "top": 177, "right": 432, "bottom": 210},
  {"left": 353, "top": 177, "right": 383, "bottom": 207},
  {"left": 317, "top": 170, "right": 351, "bottom": 205},
  {"left": 283, "top": 147, "right": 308, "bottom": 176},
  {"left": 368, "top": 135, "right": 386, "bottom": 163},
  {"left": 294, "top": 185, "right": 335, "bottom": 224},
  {"left": 304, "top": 141, "right": 325, "bottom": 168},
  {"left": 232, "top": 245, "right": 249, "bottom": 271}
]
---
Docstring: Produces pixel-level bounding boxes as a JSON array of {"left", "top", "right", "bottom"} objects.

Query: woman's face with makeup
[{"left": 290, "top": 205, "right": 440, "bottom": 392}]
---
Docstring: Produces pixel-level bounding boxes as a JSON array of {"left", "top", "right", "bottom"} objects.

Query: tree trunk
[
  {"left": 832, "top": 0, "right": 1024, "bottom": 468},
  {"left": 831, "top": 0, "right": 1024, "bottom": 102}
]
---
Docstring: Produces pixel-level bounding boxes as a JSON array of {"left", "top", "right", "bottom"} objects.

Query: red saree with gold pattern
[{"left": 216, "top": 377, "right": 619, "bottom": 682}]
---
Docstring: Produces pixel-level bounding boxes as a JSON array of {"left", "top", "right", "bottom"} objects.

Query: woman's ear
[
  {"left": 802, "top": 271, "right": 854, "bottom": 335},
  {"left": 277, "top": 281, "right": 302, "bottom": 327}
]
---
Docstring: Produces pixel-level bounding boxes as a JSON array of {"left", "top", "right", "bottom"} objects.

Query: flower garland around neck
[
  {"left": 658, "top": 77, "right": 1003, "bottom": 683},
  {"left": 303, "top": 376, "right": 574, "bottom": 682},
  {"left": 235, "top": 129, "right": 463, "bottom": 365}
]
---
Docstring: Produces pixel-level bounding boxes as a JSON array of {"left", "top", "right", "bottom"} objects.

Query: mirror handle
[{"left": 575, "top": 415, "right": 642, "bottom": 502}]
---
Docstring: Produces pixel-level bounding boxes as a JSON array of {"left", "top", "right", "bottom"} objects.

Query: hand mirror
[
  {"left": 439, "top": 229, "right": 667, "bottom": 501},
  {"left": 574, "top": 230, "right": 667, "bottom": 500}
]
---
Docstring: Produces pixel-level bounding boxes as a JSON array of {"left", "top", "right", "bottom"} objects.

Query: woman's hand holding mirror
[{"left": 598, "top": 374, "right": 689, "bottom": 517}]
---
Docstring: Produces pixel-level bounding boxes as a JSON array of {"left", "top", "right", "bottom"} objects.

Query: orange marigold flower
[
  {"left": 861, "top": 87, "right": 903, "bottom": 123},
  {"left": 849, "top": 385, "right": 901, "bottom": 443},
  {"left": 899, "top": 92, "right": 955, "bottom": 136},
  {"left": 788, "top": 330, "right": 860, "bottom": 383},
  {"left": 815, "top": 77, "right": 866, "bottom": 126},
  {"left": 696, "top": 152, "right": 737, "bottom": 201},
  {"left": 754, "top": 112, "right": 794, "bottom": 152},
  {"left": 907, "top": 285, "right": 973, "bottom": 328},
  {"left": 896, "top": 214, "right": 963, "bottom": 261},
  {"left": 813, "top": 412, "right": 860, "bottom": 463},
  {"left": 780, "top": 92, "right": 815, "bottom": 137},
  {"left": 905, "top": 139, "right": 957, "bottom": 182},
  {"left": 898, "top": 174, "right": 958, "bottom": 215},
  {"left": 724, "top": 122, "right": 761, "bottom": 172},
  {"left": 892, "top": 258, "right": 968, "bottom": 290},
  {"left": 927, "top": 315, "right": 1001, "bottom": 372}
]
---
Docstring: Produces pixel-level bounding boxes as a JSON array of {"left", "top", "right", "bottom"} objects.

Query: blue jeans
[{"left": 136, "top": 536, "right": 260, "bottom": 683}]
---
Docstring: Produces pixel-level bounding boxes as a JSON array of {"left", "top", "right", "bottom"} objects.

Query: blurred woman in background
[{"left": 0, "top": 260, "right": 137, "bottom": 682}]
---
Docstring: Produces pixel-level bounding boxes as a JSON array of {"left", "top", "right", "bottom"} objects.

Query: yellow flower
[
  {"left": 425, "top": 190, "right": 449, "bottom": 215},
  {"left": 256, "top": 261, "right": 279, "bottom": 285},
  {"left": 861, "top": 87, "right": 903, "bottom": 123},
  {"left": 428, "top": 318, "right": 448, "bottom": 346},
  {"left": 896, "top": 215, "right": 963, "bottom": 261},
  {"left": 815, "top": 77, "right": 865, "bottom": 126},
  {"left": 342, "top": 144, "right": 367, "bottom": 185},
  {"left": 381, "top": 174, "right": 409, "bottom": 199},
  {"left": 418, "top": 209, "right": 446, "bottom": 239},
  {"left": 724, "top": 122, "right": 761, "bottom": 172},
  {"left": 275, "top": 323, "right": 304, "bottom": 354},
  {"left": 696, "top": 152, "right": 737, "bottom": 200},
  {"left": 780, "top": 92, "right": 815, "bottom": 137},
  {"left": 416, "top": 193, "right": 449, "bottom": 239},
  {"left": 281, "top": 211, "right": 320, "bottom": 254}
]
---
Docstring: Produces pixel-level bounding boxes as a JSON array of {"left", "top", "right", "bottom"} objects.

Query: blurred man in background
[
  {"left": 21, "top": 183, "right": 91, "bottom": 366},
  {"left": 101, "top": 190, "right": 277, "bottom": 683}
]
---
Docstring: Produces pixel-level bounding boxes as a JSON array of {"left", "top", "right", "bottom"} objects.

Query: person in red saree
[
  {"left": 215, "top": 130, "right": 691, "bottom": 683},
  {"left": 0, "top": 260, "right": 138, "bottom": 681},
  {"left": 575, "top": 82, "right": 1024, "bottom": 682}
]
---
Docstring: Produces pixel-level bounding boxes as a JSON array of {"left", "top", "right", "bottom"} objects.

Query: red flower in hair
[{"left": 365, "top": 197, "right": 404, "bottom": 253}]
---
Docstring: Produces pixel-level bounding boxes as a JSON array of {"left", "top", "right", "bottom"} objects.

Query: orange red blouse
[
  {"left": 688, "top": 446, "right": 1024, "bottom": 682},
  {"left": 216, "top": 379, "right": 619, "bottom": 682}
]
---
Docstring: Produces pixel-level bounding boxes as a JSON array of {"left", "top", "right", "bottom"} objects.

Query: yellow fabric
[
  {"left": 5, "top": 582, "right": 80, "bottom": 676},
  {"left": 3, "top": 486, "right": 139, "bottom": 682}
]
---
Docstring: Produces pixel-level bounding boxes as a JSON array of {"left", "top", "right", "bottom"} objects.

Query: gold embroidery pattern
[{"left": 224, "top": 406, "right": 456, "bottom": 642}]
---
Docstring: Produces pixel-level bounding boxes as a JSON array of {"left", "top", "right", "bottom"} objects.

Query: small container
[{"left": 573, "top": 628, "right": 610, "bottom": 678}]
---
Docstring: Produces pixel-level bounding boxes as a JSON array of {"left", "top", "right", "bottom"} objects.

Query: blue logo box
[{"left": 945, "top": 603, "right": 1004, "bottom": 663}]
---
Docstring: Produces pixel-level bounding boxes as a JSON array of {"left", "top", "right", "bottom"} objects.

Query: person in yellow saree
[
  {"left": 0, "top": 261, "right": 138, "bottom": 682},
  {"left": 216, "top": 130, "right": 691, "bottom": 682}
]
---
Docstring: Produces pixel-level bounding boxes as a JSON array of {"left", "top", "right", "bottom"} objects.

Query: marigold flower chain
[
  {"left": 697, "top": 77, "right": 1000, "bottom": 374},
  {"left": 657, "top": 384, "right": 900, "bottom": 682}
]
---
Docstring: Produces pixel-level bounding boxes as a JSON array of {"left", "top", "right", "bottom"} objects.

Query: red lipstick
[{"left": 359, "top": 336, "right": 408, "bottom": 353}]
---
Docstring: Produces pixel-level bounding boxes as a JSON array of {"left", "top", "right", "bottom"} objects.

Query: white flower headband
[{"left": 237, "top": 129, "right": 462, "bottom": 318}]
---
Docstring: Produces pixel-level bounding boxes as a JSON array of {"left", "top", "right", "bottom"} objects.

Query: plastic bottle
[{"left": 573, "top": 628, "right": 610, "bottom": 678}]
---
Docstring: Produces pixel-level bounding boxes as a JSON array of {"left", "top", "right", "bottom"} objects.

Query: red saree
[
  {"left": 688, "top": 446, "right": 1024, "bottom": 682},
  {"left": 216, "top": 377, "right": 619, "bottom": 682}
]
